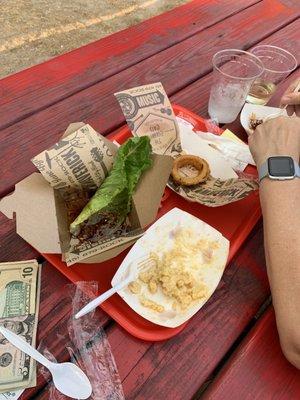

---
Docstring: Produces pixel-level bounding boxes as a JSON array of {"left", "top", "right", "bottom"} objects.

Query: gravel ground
[{"left": 0, "top": 0, "right": 189, "bottom": 79}]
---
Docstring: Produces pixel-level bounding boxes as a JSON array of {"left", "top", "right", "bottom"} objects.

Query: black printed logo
[{"left": 116, "top": 90, "right": 165, "bottom": 119}]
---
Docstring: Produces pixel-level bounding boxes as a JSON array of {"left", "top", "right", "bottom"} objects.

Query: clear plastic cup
[
  {"left": 247, "top": 45, "right": 297, "bottom": 105},
  {"left": 208, "top": 49, "right": 264, "bottom": 124}
]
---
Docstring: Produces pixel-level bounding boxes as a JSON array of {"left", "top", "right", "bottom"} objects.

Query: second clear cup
[
  {"left": 246, "top": 45, "right": 297, "bottom": 105},
  {"left": 208, "top": 49, "right": 264, "bottom": 124}
]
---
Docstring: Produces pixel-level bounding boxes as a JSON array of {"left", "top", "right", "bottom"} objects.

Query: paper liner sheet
[{"left": 168, "top": 175, "right": 258, "bottom": 207}]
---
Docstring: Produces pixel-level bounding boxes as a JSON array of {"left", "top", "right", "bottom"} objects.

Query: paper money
[
  {"left": 0, "top": 260, "right": 40, "bottom": 393},
  {"left": 0, "top": 389, "right": 24, "bottom": 400}
]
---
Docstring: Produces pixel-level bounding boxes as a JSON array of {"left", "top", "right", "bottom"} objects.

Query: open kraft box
[{"left": 0, "top": 122, "right": 173, "bottom": 265}]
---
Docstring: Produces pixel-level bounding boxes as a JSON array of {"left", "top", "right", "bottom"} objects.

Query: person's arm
[
  {"left": 249, "top": 117, "right": 300, "bottom": 369},
  {"left": 260, "top": 179, "right": 300, "bottom": 368}
]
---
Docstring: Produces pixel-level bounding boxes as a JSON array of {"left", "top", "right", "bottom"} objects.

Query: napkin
[
  {"left": 195, "top": 129, "right": 255, "bottom": 172},
  {"left": 178, "top": 123, "right": 238, "bottom": 179}
]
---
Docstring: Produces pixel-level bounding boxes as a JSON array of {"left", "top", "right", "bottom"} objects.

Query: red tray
[{"left": 44, "top": 104, "right": 261, "bottom": 341}]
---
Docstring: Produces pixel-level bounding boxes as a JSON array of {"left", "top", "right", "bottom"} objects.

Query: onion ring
[{"left": 171, "top": 155, "right": 210, "bottom": 186}]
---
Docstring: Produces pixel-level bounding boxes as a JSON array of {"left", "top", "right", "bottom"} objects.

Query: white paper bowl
[
  {"left": 240, "top": 103, "right": 287, "bottom": 135},
  {"left": 111, "top": 208, "right": 229, "bottom": 328}
]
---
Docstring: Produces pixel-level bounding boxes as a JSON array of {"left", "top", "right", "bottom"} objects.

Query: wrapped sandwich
[{"left": 69, "top": 136, "right": 152, "bottom": 240}]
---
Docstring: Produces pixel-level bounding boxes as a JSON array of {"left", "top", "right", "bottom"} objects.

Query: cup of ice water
[
  {"left": 208, "top": 49, "right": 264, "bottom": 124},
  {"left": 247, "top": 45, "right": 297, "bottom": 105}
]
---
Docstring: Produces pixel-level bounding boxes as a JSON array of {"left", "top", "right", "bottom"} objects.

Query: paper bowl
[
  {"left": 111, "top": 208, "right": 229, "bottom": 328},
  {"left": 240, "top": 103, "right": 287, "bottom": 135}
]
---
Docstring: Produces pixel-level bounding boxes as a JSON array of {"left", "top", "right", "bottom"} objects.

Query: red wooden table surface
[{"left": 0, "top": 0, "right": 300, "bottom": 399}]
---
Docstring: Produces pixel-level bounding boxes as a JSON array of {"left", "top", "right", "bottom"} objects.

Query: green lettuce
[{"left": 70, "top": 136, "right": 152, "bottom": 234}]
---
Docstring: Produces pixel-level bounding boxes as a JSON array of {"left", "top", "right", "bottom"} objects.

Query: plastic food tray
[{"left": 44, "top": 104, "right": 261, "bottom": 341}]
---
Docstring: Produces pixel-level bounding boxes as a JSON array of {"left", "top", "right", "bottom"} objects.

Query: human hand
[
  {"left": 280, "top": 78, "right": 300, "bottom": 116},
  {"left": 248, "top": 116, "right": 300, "bottom": 168}
]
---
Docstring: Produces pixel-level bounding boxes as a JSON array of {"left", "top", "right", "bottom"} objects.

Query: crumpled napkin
[{"left": 195, "top": 130, "right": 255, "bottom": 172}]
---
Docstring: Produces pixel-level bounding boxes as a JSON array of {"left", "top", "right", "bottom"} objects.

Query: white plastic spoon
[{"left": 0, "top": 326, "right": 92, "bottom": 399}]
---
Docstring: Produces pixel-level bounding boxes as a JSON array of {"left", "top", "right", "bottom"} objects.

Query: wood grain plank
[
  {"left": 103, "top": 223, "right": 268, "bottom": 400},
  {"left": 0, "top": 212, "right": 39, "bottom": 261},
  {"left": 1, "top": 1, "right": 299, "bottom": 197},
  {"left": 0, "top": 0, "right": 259, "bottom": 130},
  {"left": 2, "top": 10, "right": 300, "bottom": 398},
  {"left": 202, "top": 308, "right": 300, "bottom": 400}
]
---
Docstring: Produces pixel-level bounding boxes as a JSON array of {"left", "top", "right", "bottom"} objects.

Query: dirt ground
[{"left": 0, "top": 0, "right": 189, "bottom": 79}]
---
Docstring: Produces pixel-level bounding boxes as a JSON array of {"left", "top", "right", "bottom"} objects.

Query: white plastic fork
[{"left": 75, "top": 255, "right": 157, "bottom": 319}]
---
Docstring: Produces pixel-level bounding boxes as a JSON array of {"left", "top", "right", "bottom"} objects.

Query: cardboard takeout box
[{"left": 0, "top": 123, "right": 173, "bottom": 265}]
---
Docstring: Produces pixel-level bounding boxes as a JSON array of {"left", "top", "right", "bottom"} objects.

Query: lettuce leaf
[{"left": 70, "top": 136, "right": 152, "bottom": 234}]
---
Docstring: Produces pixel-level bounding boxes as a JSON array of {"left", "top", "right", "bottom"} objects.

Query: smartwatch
[{"left": 259, "top": 156, "right": 300, "bottom": 182}]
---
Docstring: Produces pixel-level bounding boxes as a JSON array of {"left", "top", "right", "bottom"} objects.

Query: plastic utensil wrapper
[{"left": 38, "top": 282, "right": 124, "bottom": 400}]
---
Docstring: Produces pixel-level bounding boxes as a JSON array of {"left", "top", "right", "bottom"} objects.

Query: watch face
[{"left": 268, "top": 156, "right": 295, "bottom": 177}]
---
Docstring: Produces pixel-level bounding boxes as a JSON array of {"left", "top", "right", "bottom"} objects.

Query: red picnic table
[{"left": 1, "top": 0, "right": 300, "bottom": 398}]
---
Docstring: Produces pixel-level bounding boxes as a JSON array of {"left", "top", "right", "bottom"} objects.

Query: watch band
[
  {"left": 296, "top": 162, "right": 300, "bottom": 177},
  {"left": 259, "top": 161, "right": 268, "bottom": 181},
  {"left": 259, "top": 159, "right": 300, "bottom": 181}
]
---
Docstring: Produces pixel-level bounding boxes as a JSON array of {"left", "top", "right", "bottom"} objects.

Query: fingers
[
  {"left": 286, "top": 105, "right": 296, "bottom": 116},
  {"left": 281, "top": 92, "right": 300, "bottom": 106},
  {"left": 286, "top": 78, "right": 300, "bottom": 93},
  {"left": 285, "top": 105, "right": 300, "bottom": 116},
  {"left": 280, "top": 78, "right": 300, "bottom": 107}
]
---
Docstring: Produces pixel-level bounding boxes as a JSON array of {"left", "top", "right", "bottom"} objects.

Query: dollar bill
[
  {"left": 0, "top": 389, "right": 24, "bottom": 400},
  {"left": 0, "top": 260, "right": 40, "bottom": 393}
]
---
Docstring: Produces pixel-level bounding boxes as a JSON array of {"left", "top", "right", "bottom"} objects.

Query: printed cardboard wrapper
[
  {"left": 0, "top": 123, "right": 173, "bottom": 265},
  {"left": 115, "top": 82, "right": 182, "bottom": 157}
]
